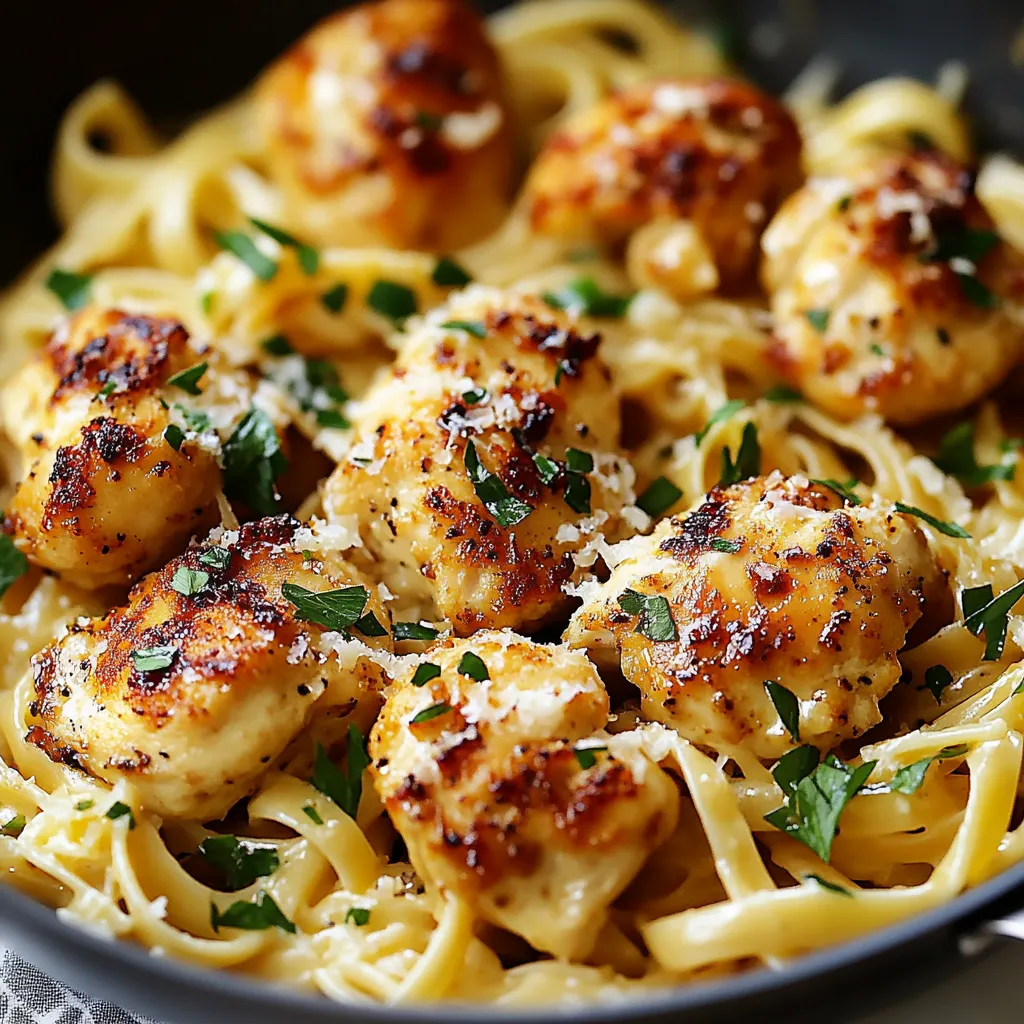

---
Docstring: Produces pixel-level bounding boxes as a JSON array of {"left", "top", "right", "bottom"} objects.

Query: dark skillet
[{"left": 1, "top": 1, "right": 1023, "bottom": 1021}]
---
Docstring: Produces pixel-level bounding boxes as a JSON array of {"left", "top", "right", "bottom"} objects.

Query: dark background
[{"left": 2, "top": 1, "right": 1022, "bottom": 284}]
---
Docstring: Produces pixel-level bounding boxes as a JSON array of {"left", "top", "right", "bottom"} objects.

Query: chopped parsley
[
  {"left": 532, "top": 452, "right": 559, "bottom": 485},
  {"left": 197, "top": 835, "right": 280, "bottom": 890},
  {"left": 431, "top": 257, "right": 472, "bottom": 287},
  {"left": 462, "top": 387, "right": 487, "bottom": 405},
  {"left": 920, "top": 224, "right": 1001, "bottom": 307},
  {"left": 311, "top": 726, "right": 369, "bottom": 820},
  {"left": 0, "top": 535, "right": 29, "bottom": 600},
  {"left": 321, "top": 283, "right": 349, "bottom": 314},
  {"left": 719, "top": 422, "right": 761, "bottom": 486},
  {"left": 963, "top": 578, "right": 1024, "bottom": 662},
  {"left": 566, "top": 448, "right": 594, "bottom": 473},
  {"left": 163, "top": 424, "right": 185, "bottom": 452},
  {"left": 170, "top": 566, "right": 209, "bottom": 597},
  {"left": 563, "top": 452, "right": 593, "bottom": 515},
  {"left": 894, "top": 502, "right": 970, "bottom": 539},
  {"left": 210, "top": 891, "right": 295, "bottom": 934},
  {"left": 764, "top": 681, "right": 800, "bottom": 743},
  {"left": 773, "top": 745, "right": 821, "bottom": 796},
  {"left": 574, "top": 746, "right": 607, "bottom": 770},
  {"left": 805, "top": 874, "right": 853, "bottom": 897},
  {"left": 695, "top": 399, "right": 745, "bottom": 446},
  {"left": 636, "top": 476, "right": 682, "bottom": 518},
  {"left": 345, "top": 907, "right": 371, "bottom": 927},
  {"left": 1, "top": 815, "right": 25, "bottom": 838},
  {"left": 282, "top": 583, "right": 369, "bottom": 631},
  {"left": 764, "top": 753, "right": 876, "bottom": 862},
  {"left": 924, "top": 664, "right": 954, "bottom": 703},
  {"left": 393, "top": 622, "right": 439, "bottom": 642},
  {"left": 265, "top": 353, "right": 350, "bottom": 430},
  {"left": 763, "top": 385, "right": 802, "bottom": 403},
  {"left": 410, "top": 702, "right": 452, "bottom": 725},
  {"left": 804, "top": 308, "right": 830, "bottom": 333},
  {"left": 870, "top": 343, "right": 886, "bottom": 356},
  {"left": 261, "top": 334, "right": 294, "bottom": 356},
  {"left": 166, "top": 362, "right": 208, "bottom": 395},
  {"left": 542, "top": 278, "right": 634, "bottom": 318},
  {"left": 464, "top": 441, "right": 532, "bottom": 527},
  {"left": 353, "top": 611, "right": 388, "bottom": 638},
  {"left": 75, "top": 800, "right": 94, "bottom": 812},
  {"left": 411, "top": 662, "right": 441, "bottom": 687},
  {"left": 836, "top": 195, "right": 852, "bottom": 213},
  {"left": 249, "top": 217, "right": 318, "bottom": 275},
  {"left": 302, "top": 805, "right": 324, "bottom": 825},
  {"left": 888, "top": 744, "right": 969, "bottom": 795},
  {"left": 45, "top": 268, "right": 93, "bottom": 311},
  {"left": 711, "top": 538, "right": 741, "bottom": 553},
  {"left": 198, "top": 547, "right": 231, "bottom": 572},
  {"left": 222, "top": 408, "right": 287, "bottom": 515},
  {"left": 810, "top": 478, "right": 862, "bottom": 506},
  {"left": 618, "top": 590, "right": 677, "bottom": 642},
  {"left": 932, "top": 422, "right": 1014, "bottom": 487},
  {"left": 440, "top": 319, "right": 487, "bottom": 338},
  {"left": 131, "top": 646, "right": 176, "bottom": 672},
  {"left": 106, "top": 802, "right": 136, "bottom": 829},
  {"left": 367, "top": 279, "right": 418, "bottom": 327},
  {"left": 457, "top": 651, "right": 489, "bottom": 681},
  {"left": 97, "top": 380, "right": 118, "bottom": 400},
  {"left": 213, "top": 230, "right": 278, "bottom": 282}
]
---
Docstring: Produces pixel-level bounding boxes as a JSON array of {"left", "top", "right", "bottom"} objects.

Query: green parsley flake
[
  {"left": 764, "top": 681, "right": 800, "bottom": 742},
  {"left": 410, "top": 703, "right": 452, "bottom": 725},
  {"left": 97, "top": 380, "right": 118, "bottom": 400},
  {"left": 894, "top": 502, "right": 970, "bottom": 539},
  {"left": 45, "top": 268, "right": 93, "bottom": 311},
  {"left": 636, "top": 476, "right": 682, "bottom": 518},
  {"left": 772, "top": 745, "right": 821, "bottom": 796},
  {"left": 464, "top": 441, "right": 532, "bottom": 527},
  {"left": 711, "top": 538, "right": 741, "bottom": 553},
  {"left": 618, "top": 590, "right": 677, "bottom": 642},
  {"left": 210, "top": 891, "right": 295, "bottom": 934},
  {"left": 924, "top": 664, "right": 954, "bottom": 703},
  {"left": 132, "top": 646, "right": 176, "bottom": 673},
  {"left": 213, "top": 230, "right": 278, "bottom": 282},
  {"left": 431, "top": 257, "right": 473, "bottom": 287},
  {"left": 411, "top": 663, "right": 441, "bottom": 687},
  {"left": 222, "top": 408, "right": 288, "bottom": 515},
  {"left": 888, "top": 744, "right": 969, "bottom": 795},
  {"left": 249, "top": 217, "right": 319, "bottom": 275},
  {"left": 170, "top": 566, "right": 210, "bottom": 597},
  {"left": 310, "top": 726, "right": 369, "bottom": 820},
  {"left": 302, "top": 805, "right": 324, "bottom": 825},
  {"left": 810, "top": 478, "right": 862, "bottom": 506},
  {"left": 532, "top": 452, "right": 559, "bottom": 485},
  {"left": 805, "top": 874, "right": 853, "bottom": 897},
  {"left": 695, "top": 399, "right": 745, "bottom": 447},
  {"left": 0, "top": 535, "right": 29, "bottom": 601},
  {"left": 1, "top": 815, "right": 25, "bottom": 838},
  {"left": 458, "top": 651, "right": 489, "bottom": 681},
  {"left": 719, "top": 422, "right": 761, "bottom": 486},
  {"left": 542, "top": 278, "right": 634, "bottom": 318},
  {"left": 163, "top": 424, "right": 185, "bottom": 452},
  {"left": 763, "top": 385, "right": 803, "bottom": 403},
  {"left": 932, "top": 422, "right": 1014, "bottom": 488},
  {"left": 321, "top": 283, "right": 349, "bottom": 314},
  {"left": 345, "top": 907, "right": 371, "bottom": 927},
  {"left": 282, "top": 583, "right": 369, "bottom": 631},
  {"left": 75, "top": 800, "right": 94, "bottom": 812},
  {"left": 393, "top": 622, "right": 440, "bottom": 642},
  {"left": 804, "top": 308, "right": 830, "bottom": 333},
  {"left": 764, "top": 753, "right": 876, "bottom": 862},
  {"left": 197, "top": 835, "right": 280, "bottom": 890},
  {"left": 353, "top": 611, "right": 388, "bottom": 638},
  {"left": 367, "top": 279, "right": 418, "bottom": 327},
  {"left": 106, "top": 802, "right": 136, "bottom": 829},
  {"left": 198, "top": 547, "right": 231, "bottom": 572},
  {"left": 574, "top": 746, "right": 607, "bottom": 770},
  {"left": 963, "top": 578, "right": 1024, "bottom": 662},
  {"left": 261, "top": 334, "right": 294, "bottom": 356},
  {"left": 440, "top": 319, "right": 487, "bottom": 338}
]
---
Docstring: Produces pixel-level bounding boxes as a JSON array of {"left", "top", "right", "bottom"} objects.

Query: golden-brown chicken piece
[
  {"left": 524, "top": 78, "right": 803, "bottom": 298},
  {"left": 26, "top": 516, "right": 390, "bottom": 820},
  {"left": 762, "top": 149, "right": 1024, "bottom": 424},
  {"left": 2, "top": 308, "right": 240, "bottom": 589},
  {"left": 323, "top": 285, "right": 641, "bottom": 634},
  {"left": 566, "top": 472, "right": 946, "bottom": 761},
  {"left": 370, "top": 631, "right": 679, "bottom": 958},
  {"left": 254, "top": 0, "right": 512, "bottom": 250}
]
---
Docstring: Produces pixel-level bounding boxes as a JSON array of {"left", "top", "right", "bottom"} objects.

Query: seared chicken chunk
[
  {"left": 524, "top": 78, "right": 802, "bottom": 298},
  {"left": 323, "top": 286, "right": 640, "bottom": 634},
  {"left": 26, "top": 516, "right": 389, "bottom": 820},
  {"left": 1, "top": 308, "right": 260, "bottom": 589},
  {"left": 762, "top": 149, "right": 1024, "bottom": 424},
  {"left": 566, "top": 473, "right": 945, "bottom": 761},
  {"left": 370, "top": 631, "right": 678, "bottom": 958},
  {"left": 254, "top": 0, "right": 512, "bottom": 250}
]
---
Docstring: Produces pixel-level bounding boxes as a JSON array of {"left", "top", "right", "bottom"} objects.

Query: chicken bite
[
  {"left": 323, "top": 285, "right": 641, "bottom": 634},
  {"left": 762, "top": 149, "right": 1024, "bottom": 424},
  {"left": 524, "top": 78, "right": 802, "bottom": 298},
  {"left": 26, "top": 516, "right": 389, "bottom": 820},
  {"left": 254, "top": 0, "right": 513, "bottom": 250},
  {"left": 369, "top": 631, "right": 679, "bottom": 958},
  {"left": 0, "top": 308, "right": 270, "bottom": 590},
  {"left": 566, "top": 472, "right": 946, "bottom": 761}
]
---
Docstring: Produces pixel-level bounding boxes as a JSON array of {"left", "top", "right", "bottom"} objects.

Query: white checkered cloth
[{"left": 0, "top": 950, "right": 158, "bottom": 1024}]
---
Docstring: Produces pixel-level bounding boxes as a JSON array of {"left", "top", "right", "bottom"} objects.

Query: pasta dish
[{"left": 4, "top": 0, "right": 1024, "bottom": 1007}]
